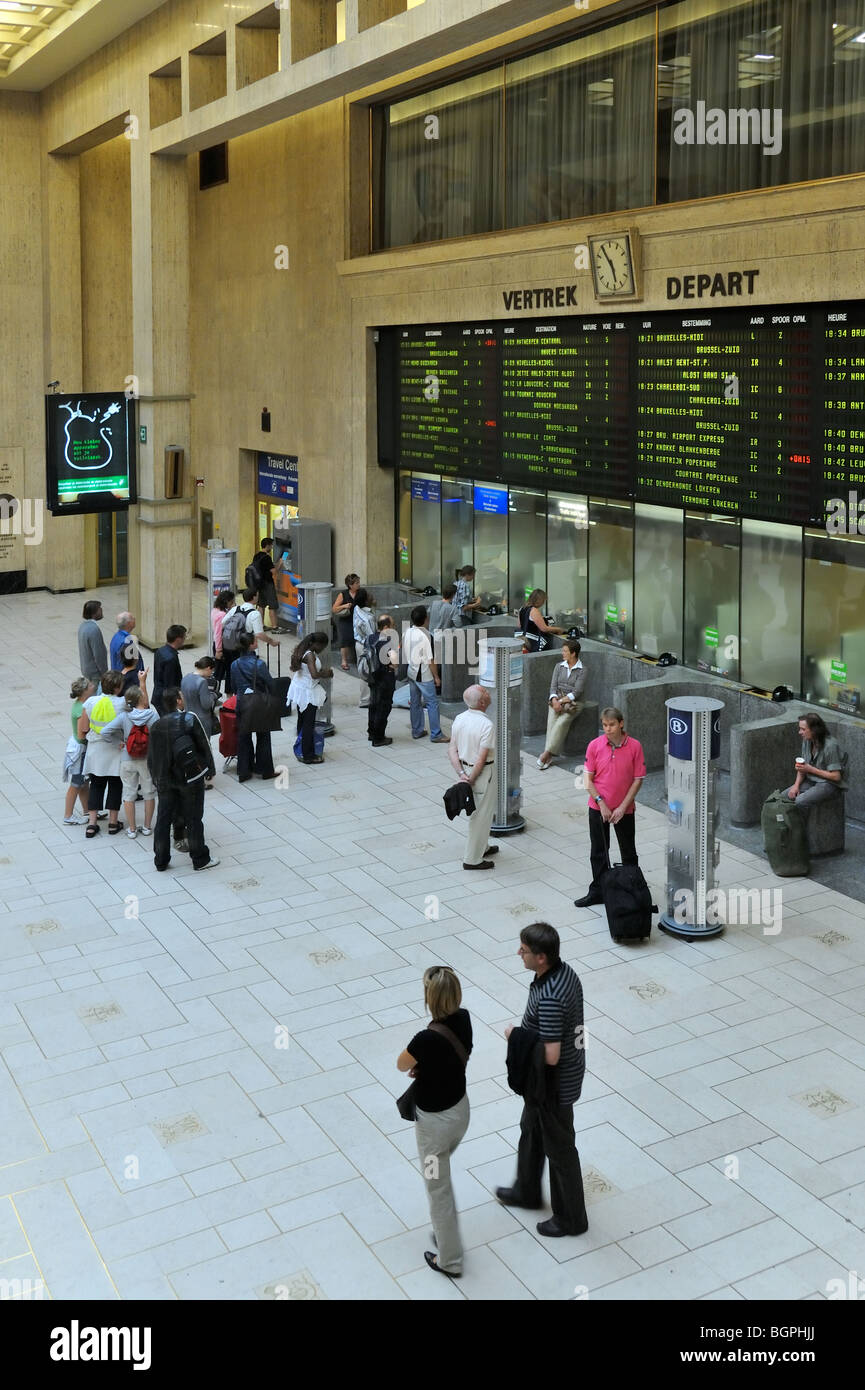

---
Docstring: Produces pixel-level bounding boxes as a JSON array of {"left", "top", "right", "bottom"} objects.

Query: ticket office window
[
  {"left": 740, "top": 519, "right": 802, "bottom": 694},
  {"left": 684, "top": 514, "right": 740, "bottom": 679},
  {"left": 588, "top": 499, "right": 633, "bottom": 647},
  {"left": 398, "top": 472, "right": 413, "bottom": 578},
  {"left": 441, "top": 479, "right": 474, "bottom": 588},
  {"left": 634, "top": 504, "right": 683, "bottom": 659},
  {"left": 410, "top": 472, "right": 442, "bottom": 591},
  {"left": 803, "top": 530, "right": 865, "bottom": 712},
  {"left": 508, "top": 488, "right": 547, "bottom": 615},
  {"left": 547, "top": 492, "right": 588, "bottom": 630},
  {"left": 474, "top": 486, "right": 508, "bottom": 609}
]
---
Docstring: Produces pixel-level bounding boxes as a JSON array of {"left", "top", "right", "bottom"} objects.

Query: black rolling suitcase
[{"left": 601, "top": 849, "right": 657, "bottom": 942}]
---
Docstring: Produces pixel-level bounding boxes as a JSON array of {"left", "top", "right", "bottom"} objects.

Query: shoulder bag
[{"left": 396, "top": 1021, "right": 470, "bottom": 1121}]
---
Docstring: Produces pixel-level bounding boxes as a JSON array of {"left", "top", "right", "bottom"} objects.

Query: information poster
[{"left": 45, "top": 393, "right": 137, "bottom": 515}]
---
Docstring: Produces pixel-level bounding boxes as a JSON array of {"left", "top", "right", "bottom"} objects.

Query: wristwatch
[{"left": 596, "top": 795, "right": 605, "bottom": 805}]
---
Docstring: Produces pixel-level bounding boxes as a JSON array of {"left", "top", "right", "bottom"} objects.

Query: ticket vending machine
[
  {"left": 273, "top": 519, "right": 332, "bottom": 628},
  {"left": 479, "top": 636, "right": 525, "bottom": 834},
  {"left": 659, "top": 695, "right": 724, "bottom": 940}
]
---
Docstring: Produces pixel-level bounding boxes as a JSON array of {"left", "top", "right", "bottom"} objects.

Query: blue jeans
[{"left": 409, "top": 679, "right": 441, "bottom": 738}]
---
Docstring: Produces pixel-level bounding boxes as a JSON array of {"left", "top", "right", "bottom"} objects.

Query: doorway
[{"left": 85, "top": 511, "right": 128, "bottom": 585}]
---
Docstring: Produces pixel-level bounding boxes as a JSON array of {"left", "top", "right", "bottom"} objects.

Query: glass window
[
  {"left": 588, "top": 499, "right": 633, "bottom": 645},
  {"left": 658, "top": 0, "right": 865, "bottom": 204},
  {"left": 441, "top": 479, "right": 474, "bottom": 588},
  {"left": 740, "top": 519, "right": 802, "bottom": 692},
  {"left": 410, "top": 473, "right": 442, "bottom": 590},
  {"left": 505, "top": 13, "right": 655, "bottom": 228},
  {"left": 397, "top": 471, "right": 412, "bottom": 578},
  {"left": 473, "top": 484, "right": 508, "bottom": 609},
  {"left": 373, "top": 69, "right": 503, "bottom": 249},
  {"left": 547, "top": 492, "right": 588, "bottom": 629},
  {"left": 634, "top": 503, "right": 683, "bottom": 658},
  {"left": 684, "top": 514, "right": 740, "bottom": 677},
  {"left": 508, "top": 488, "right": 547, "bottom": 613},
  {"left": 804, "top": 529, "right": 865, "bottom": 712}
]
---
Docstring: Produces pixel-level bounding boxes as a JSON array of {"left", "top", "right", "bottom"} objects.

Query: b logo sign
[{"left": 669, "top": 717, "right": 687, "bottom": 735}]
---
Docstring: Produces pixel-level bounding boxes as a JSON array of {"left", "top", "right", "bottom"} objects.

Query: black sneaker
[
  {"left": 495, "top": 1187, "right": 542, "bottom": 1210},
  {"left": 371, "top": 738, "right": 393, "bottom": 747}
]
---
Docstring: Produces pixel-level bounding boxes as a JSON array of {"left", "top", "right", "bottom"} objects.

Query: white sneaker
[
  {"left": 139, "top": 826, "right": 153, "bottom": 837},
  {"left": 126, "top": 827, "right": 138, "bottom": 839},
  {"left": 63, "top": 814, "right": 88, "bottom": 825},
  {"left": 195, "top": 856, "right": 220, "bottom": 871}
]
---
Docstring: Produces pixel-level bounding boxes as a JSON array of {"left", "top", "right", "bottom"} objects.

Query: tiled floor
[{"left": 1, "top": 584, "right": 864, "bottom": 1301}]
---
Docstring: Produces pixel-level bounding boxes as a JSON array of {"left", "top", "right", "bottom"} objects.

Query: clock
[{"left": 589, "top": 231, "right": 641, "bottom": 300}]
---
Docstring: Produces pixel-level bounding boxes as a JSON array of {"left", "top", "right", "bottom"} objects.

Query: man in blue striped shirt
[{"left": 497, "top": 922, "right": 588, "bottom": 1237}]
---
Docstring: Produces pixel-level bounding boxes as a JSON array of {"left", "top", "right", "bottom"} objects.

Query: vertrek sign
[{"left": 502, "top": 286, "right": 579, "bottom": 311}]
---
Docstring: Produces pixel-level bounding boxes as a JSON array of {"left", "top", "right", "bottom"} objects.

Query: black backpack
[
  {"left": 245, "top": 562, "right": 262, "bottom": 593},
  {"left": 601, "top": 863, "right": 656, "bottom": 941},
  {"left": 171, "top": 713, "right": 207, "bottom": 785}
]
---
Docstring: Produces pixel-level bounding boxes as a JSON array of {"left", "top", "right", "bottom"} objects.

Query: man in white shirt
[
  {"left": 239, "top": 587, "right": 279, "bottom": 650},
  {"left": 404, "top": 605, "right": 449, "bottom": 743},
  {"left": 447, "top": 684, "right": 498, "bottom": 870}
]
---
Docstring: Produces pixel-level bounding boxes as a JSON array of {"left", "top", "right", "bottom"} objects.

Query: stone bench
[{"left": 730, "top": 713, "right": 860, "bottom": 834}]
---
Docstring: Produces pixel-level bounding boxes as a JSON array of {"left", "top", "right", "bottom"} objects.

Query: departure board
[
  {"left": 397, "top": 324, "right": 498, "bottom": 478},
  {"left": 634, "top": 307, "right": 815, "bottom": 522},
  {"left": 382, "top": 301, "right": 865, "bottom": 525},
  {"left": 822, "top": 303, "right": 865, "bottom": 494},
  {"left": 501, "top": 319, "right": 630, "bottom": 496}
]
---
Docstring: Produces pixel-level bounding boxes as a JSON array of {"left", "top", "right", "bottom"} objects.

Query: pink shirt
[
  {"left": 212, "top": 607, "right": 225, "bottom": 651},
  {"left": 584, "top": 733, "right": 646, "bottom": 815}
]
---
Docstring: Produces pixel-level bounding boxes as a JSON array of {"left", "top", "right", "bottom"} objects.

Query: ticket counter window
[
  {"left": 684, "top": 514, "right": 740, "bottom": 679},
  {"left": 588, "top": 499, "right": 633, "bottom": 647},
  {"left": 804, "top": 530, "right": 865, "bottom": 713},
  {"left": 398, "top": 472, "right": 413, "bottom": 577},
  {"left": 634, "top": 504, "right": 683, "bottom": 659},
  {"left": 473, "top": 485, "right": 508, "bottom": 609},
  {"left": 740, "top": 520, "right": 802, "bottom": 694},
  {"left": 547, "top": 493, "right": 588, "bottom": 630},
  {"left": 410, "top": 473, "right": 442, "bottom": 591},
  {"left": 258, "top": 500, "right": 296, "bottom": 542},
  {"left": 508, "top": 488, "right": 547, "bottom": 615},
  {"left": 441, "top": 479, "right": 473, "bottom": 585}
]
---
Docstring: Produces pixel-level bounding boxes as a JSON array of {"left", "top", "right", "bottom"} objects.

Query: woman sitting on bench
[{"left": 785, "top": 714, "right": 845, "bottom": 815}]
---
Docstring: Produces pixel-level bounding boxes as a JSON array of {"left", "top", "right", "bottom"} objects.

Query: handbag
[
  {"left": 395, "top": 1021, "right": 470, "bottom": 1121},
  {"left": 237, "top": 672, "right": 288, "bottom": 736}
]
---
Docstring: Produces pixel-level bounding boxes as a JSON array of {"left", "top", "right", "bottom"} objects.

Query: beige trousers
[
  {"left": 465, "top": 762, "right": 497, "bottom": 864},
  {"left": 544, "top": 701, "right": 583, "bottom": 757}
]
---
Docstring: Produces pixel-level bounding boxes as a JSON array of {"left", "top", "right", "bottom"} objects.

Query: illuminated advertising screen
[{"left": 45, "top": 392, "right": 137, "bottom": 515}]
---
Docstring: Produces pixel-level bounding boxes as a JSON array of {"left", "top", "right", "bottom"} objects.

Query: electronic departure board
[
  {"left": 384, "top": 301, "right": 865, "bottom": 525},
  {"left": 397, "top": 325, "right": 498, "bottom": 478},
  {"left": 501, "top": 320, "right": 630, "bottom": 496}
]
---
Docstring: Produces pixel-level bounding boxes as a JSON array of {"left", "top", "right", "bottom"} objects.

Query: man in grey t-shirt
[
  {"left": 427, "top": 584, "right": 456, "bottom": 633},
  {"left": 78, "top": 600, "right": 107, "bottom": 684}
]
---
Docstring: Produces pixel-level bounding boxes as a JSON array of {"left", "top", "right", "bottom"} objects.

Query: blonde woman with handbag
[{"left": 396, "top": 966, "right": 472, "bottom": 1278}]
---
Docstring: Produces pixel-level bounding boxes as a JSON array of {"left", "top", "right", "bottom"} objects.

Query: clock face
[{"left": 592, "top": 237, "right": 635, "bottom": 296}]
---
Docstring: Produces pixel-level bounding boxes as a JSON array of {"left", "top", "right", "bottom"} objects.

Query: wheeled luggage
[
  {"left": 219, "top": 694, "right": 238, "bottom": 766},
  {"left": 761, "top": 789, "right": 810, "bottom": 876},
  {"left": 601, "top": 855, "right": 657, "bottom": 942}
]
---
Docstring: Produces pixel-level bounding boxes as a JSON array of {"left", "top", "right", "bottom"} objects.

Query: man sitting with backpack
[{"left": 147, "top": 686, "right": 218, "bottom": 872}]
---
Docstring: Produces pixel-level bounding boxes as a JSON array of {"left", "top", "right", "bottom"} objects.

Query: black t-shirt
[
  {"left": 253, "top": 551, "right": 274, "bottom": 581},
  {"left": 407, "top": 1009, "right": 472, "bottom": 1112}
]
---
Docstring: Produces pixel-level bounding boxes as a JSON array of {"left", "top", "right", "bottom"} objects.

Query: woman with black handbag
[
  {"left": 396, "top": 966, "right": 472, "bottom": 1278},
  {"left": 230, "top": 634, "right": 277, "bottom": 782}
]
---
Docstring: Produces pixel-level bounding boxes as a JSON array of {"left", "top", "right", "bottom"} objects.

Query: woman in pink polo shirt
[{"left": 575, "top": 706, "right": 646, "bottom": 908}]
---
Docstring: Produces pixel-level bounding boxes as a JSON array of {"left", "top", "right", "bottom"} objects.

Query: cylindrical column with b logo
[
  {"left": 660, "top": 696, "right": 724, "bottom": 940},
  {"left": 479, "top": 637, "right": 525, "bottom": 834}
]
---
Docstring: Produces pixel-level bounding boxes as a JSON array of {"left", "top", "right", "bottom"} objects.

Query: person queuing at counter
[
  {"left": 332, "top": 573, "right": 361, "bottom": 672},
  {"left": 785, "top": 713, "right": 846, "bottom": 816},
  {"left": 518, "top": 589, "right": 564, "bottom": 654},
  {"left": 451, "top": 566, "right": 483, "bottom": 627},
  {"left": 537, "top": 639, "right": 586, "bottom": 771}
]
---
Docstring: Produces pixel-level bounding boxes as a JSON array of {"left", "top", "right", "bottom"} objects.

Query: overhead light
[
  {"left": 752, "top": 53, "right": 776, "bottom": 60},
  {"left": 0, "top": 3, "right": 38, "bottom": 11},
  {"left": 852, "top": 31, "right": 865, "bottom": 42}
]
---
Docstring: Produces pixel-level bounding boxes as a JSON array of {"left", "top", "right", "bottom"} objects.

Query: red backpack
[{"left": 126, "top": 723, "right": 150, "bottom": 759}]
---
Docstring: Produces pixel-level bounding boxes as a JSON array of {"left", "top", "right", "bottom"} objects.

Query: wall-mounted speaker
[{"left": 164, "top": 446, "right": 184, "bottom": 498}]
